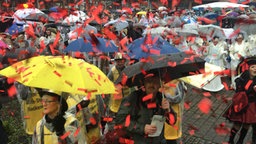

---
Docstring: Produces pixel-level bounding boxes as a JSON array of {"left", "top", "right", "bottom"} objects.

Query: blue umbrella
[
  {"left": 127, "top": 35, "right": 180, "bottom": 59},
  {"left": 6, "top": 23, "right": 24, "bottom": 35},
  {"left": 64, "top": 36, "right": 118, "bottom": 53}
]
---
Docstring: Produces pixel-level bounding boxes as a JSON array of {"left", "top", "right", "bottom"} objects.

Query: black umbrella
[
  {"left": 115, "top": 52, "right": 205, "bottom": 87},
  {"left": 25, "top": 13, "right": 55, "bottom": 23}
]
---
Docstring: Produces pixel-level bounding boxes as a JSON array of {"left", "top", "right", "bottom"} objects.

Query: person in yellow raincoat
[
  {"left": 32, "top": 89, "right": 86, "bottom": 144},
  {"left": 15, "top": 82, "right": 43, "bottom": 135},
  {"left": 161, "top": 79, "right": 187, "bottom": 144},
  {"left": 105, "top": 52, "right": 132, "bottom": 132},
  {"left": 66, "top": 93, "right": 104, "bottom": 144}
]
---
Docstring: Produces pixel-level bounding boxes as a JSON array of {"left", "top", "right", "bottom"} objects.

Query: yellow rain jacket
[
  {"left": 163, "top": 80, "right": 186, "bottom": 140},
  {"left": 33, "top": 113, "right": 86, "bottom": 144},
  {"left": 109, "top": 66, "right": 130, "bottom": 113},
  {"left": 21, "top": 88, "right": 43, "bottom": 135},
  {"left": 66, "top": 94, "right": 102, "bottom": 144}
]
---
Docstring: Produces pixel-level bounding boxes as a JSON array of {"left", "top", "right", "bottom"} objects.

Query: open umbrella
[
  {"left": 142, "top": 27, "right": 174, "bottom": 36},
  {"left": 136, "top": 11, "right": 147, "bottom": 15},
  {"left": 64, "top": 36, "right": 118, "bottom": 53},
  {"left": 115, "top": 52, "right": 205, "bottom": 87},
  {"left": 63, "top": 11, "right": 88, "bottom": 24},
  {"left": 24, "top": 13, "right": 55, "bottom": 23},
  {"left": 13, "top": 8, "right": 44, "bottom": 24},
  {"left": 127, "top": 35, "right": 180, "bottom": 60},
  {"left": 104, "top": 19, "right": 129, "bottom": 31},
  {"left": 204, "top": 12, "right": 219, "bottom": 19},
  {"left": 193, "top": 2, "right": 249, "bottom": 9},
  {"left": 179, "top": 62, "right": 224, "bottom": 89},
  {"left": 198, "top": 24, "right": 227, "bottom": 40},
  {"left": 0, "top": 55, "right": 116, "bottom": 95},
  {"left": 5, "top": 23, "right": 24, "bottom": 35}
]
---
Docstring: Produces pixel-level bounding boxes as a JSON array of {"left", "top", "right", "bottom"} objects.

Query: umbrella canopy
[
  {"left": 63, "top": 11, "right": 88, "bottom": 24},
  {"left": 193, "top": 2, "right": 249, "bottom": 9},
  {"left": 136, "top": 11, "right": 147, "bottom": 15},
  {"left": 204, "top": 12, "right": 219, "bottom": 19},
  {"left": 115, "top": 52, "right": 205, "bottom": 87},
  {"left": 175, "top": 27, "right": 199, "bottom": 37},
  {"left": 24, "top": 13, "right": 55, "bottom": 23},
  {"left": 64, "top": 36, "right": 118, "bottom": 53},
  {"left": 0, "top": 55, "right": 116, "bottom": 95},
  {"left": 5, "top": 23, "right": 24, "bottom": 35},
  {"left": 127, "top": 35, "right": 180, "bottom": 60},
  {"left": 13, "top": 8, "right": 44, "bottom": 24},
  {"left": 198, "top": 24, "right": 227, "bottom": 40},
  {"left": 179, "top": 62, "right": 224, "bottom": 89},
  {"left": 104, "top": 19, "right": 129, "bottom": 31},
  {"left": 68, "top": 24, "right": 98, "bottom": 39},
  {"left": 142, "top": 26, "right": 172, "bottom": 36}
]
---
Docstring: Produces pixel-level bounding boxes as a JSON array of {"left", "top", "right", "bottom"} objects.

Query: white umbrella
[
  {"left": 142, "top": 26, "right": 176, "bottom": 36},
  {"left": 198, "top": 24, "right": 227, "bottom": 40},
  {"left": 179, "top": 62, "right": 224, "bottom": 91},
  {"left": 104, "top": 19, "right": 129, "bottom": 31},
  {"left": 13, "top": 8, "right": 43, "bottom": 24},
  {"left": 63, "top": 11, "right": 88, "bottom": 24},
  {"left": 174, "top": 27, "right": 199, "bottom": 37},
  {"left": 193, "top": 2, "right": 249, "bottom": 9}
]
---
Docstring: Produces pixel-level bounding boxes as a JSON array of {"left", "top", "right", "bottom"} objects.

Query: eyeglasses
[{"left": 41, "top": 99, "right": 57, "bottom": 105}]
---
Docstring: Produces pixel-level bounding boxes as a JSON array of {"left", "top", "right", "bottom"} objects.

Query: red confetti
[
  {"left": 194, "top": 0, "right": 202, "bottom": 4},
  {"left": 90, "top": 117, "right": 97, "bottom": 125},
  {"left": 147, "top": 102, "right": 157, "bottom": 109},
  {"left": 124, "top": 115, "right": 131, "bottom": 127},
  {"left": 60, "top": 131, "right": 71, "bottom": 140},
  {"left": 23, "top": 115, "right": 30, "bottom": 119},
  {"left": 184, "top": 101, "right": 191, "bottom": 110},
  {"left": 53, "top": 70, "right": 62, "bottom": 77},
  {"left": 142, "top": 94, "right": 153, "bottom": 101},
  {"left": 214, "top": 123, "right": 230, "bottom": 135},
  {"left": 8, "top": 85, "right": 16, "bottom": 97},
  {"left": 229, "top": 28, "right": 240, "bottom": 39},
  {"left": 168, "top": 113, "right": 176, "bottom": 125},
  {"left": 172, "top": 0, "right": 181, "bottom": 8},
  {"left": 203, "top": 92, "right": 211, "bottom": 97},
  {"left": 168, "top": 61, "right": 177, "bottom": 67},
  {"left": 103, "top": 117, "right": 113, "bottom": 122},
  {"left": 197, "top": 98, "right": 212, "bottom": 114},
  {"left": 245, "top": 80, "right": 253, "bottom": 91},
  {"left": 73, "top": 127, "right": 81, "bottom": 138},
  {"left": 121, "top": 74, "right": 128, "bottom": 85}
]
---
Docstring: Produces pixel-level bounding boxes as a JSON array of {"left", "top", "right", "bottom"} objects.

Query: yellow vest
[
  {"left": 22, "top": 88, "right": 43, "bottom": 135},
  {"left": 109, "top": 66, "right": 131, "bottom": 113},
  {"left": 163, "top": 80, "right": 184, "bottom": 140},
  {"left": 66, "top": 94, "right": 101, "bottom": 144},
  {"left": 35, "top": 115, "right": 77, "bottom": 144}
]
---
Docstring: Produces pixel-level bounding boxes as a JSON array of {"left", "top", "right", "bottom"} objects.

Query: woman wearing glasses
[{"left": 32, "top": 89, "right": 86, "bottom": 144}]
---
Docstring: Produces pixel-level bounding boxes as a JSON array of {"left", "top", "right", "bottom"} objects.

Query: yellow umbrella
[
  {"left": 0, "top": 55, "right": 116, "bottom": 95},
  {"left": 136, "top": 11, "right": 147, "bottom": 15}
]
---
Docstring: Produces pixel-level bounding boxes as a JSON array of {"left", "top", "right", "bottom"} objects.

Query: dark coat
[{"left": 115, "top": 90, "right": 166, "bottom": 144}]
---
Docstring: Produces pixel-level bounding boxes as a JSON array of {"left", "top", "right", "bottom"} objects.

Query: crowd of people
[{"left": 0, "top": 1, "right": 256, "bottom": 144}]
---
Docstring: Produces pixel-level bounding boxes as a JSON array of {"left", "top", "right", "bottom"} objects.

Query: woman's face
[
  {"left": 249, "top": 64, "right": 256, "bottom": 78},
  {"left": 41, "top": 95, "right": 59, "bottom": 118}
]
